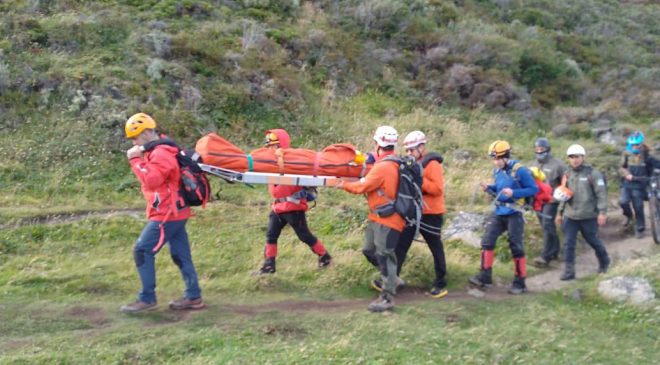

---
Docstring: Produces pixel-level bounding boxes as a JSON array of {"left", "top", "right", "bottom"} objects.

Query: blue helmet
[{"left": 626, "top": 131, "right": 645, "bottom": 154}]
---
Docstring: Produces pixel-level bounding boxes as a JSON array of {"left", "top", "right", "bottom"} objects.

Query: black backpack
[
  {"left": 142, "top": 138, "right": 211, "bottom": 208},
  {"left": 378, "top": 156, "right": 424, "bottom": 235}
]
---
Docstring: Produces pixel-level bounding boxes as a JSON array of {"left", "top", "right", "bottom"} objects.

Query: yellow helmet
[
  {"left": 488, "top": 140, "right": 511, "bottom": 158},
  {"left": 529, "top": 166, "right": 546, "bottom": 181},
  {"left": 125, "top": 113, "right": 157, "bottom": 139}
]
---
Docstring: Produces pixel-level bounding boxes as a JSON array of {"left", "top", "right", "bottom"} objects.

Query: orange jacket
[
  {"left": 420, "top": 159, "right": 446, "bottom": 215},
  {"left": 342, "top": 159, "right": 405, "bottom": 232},
  {"left": 129, "top": 144, "right": 190, "bottom": 222}
]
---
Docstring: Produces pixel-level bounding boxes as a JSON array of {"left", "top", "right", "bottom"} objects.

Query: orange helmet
[
  {"left": 488, "top": 140, "right": 511, "bottom": 158},
  {"left": 125, "top": 113, "right": 157, "bottom": 139}
]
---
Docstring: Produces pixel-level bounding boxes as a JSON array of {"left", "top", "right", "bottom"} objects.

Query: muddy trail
[{"left": 3, "top": 208, "right": 658, "bottom": 318}]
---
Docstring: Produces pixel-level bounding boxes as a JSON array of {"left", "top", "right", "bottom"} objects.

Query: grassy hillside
[{"left": 0, "top": 1, "right": 659, "bottom": 363}]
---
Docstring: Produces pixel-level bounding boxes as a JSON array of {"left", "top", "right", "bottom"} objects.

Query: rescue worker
[
  {"left": 336, "top": 126, "right": 403, "bottom": 312},
  {"left": 121, "top": 113, "right": 204, "bottom": 313},
  {"left": 376, "top": 130, "right": 448, "bottom": 298},
  {"left": 469, "top": 140, "right": 538, "bottom": 294},
  {"left": 619, "top": 131, "right": 653, "bottom": 238},
  {"left": 530, "top": 137, "right": 567, "bottom": 267},
  {"left": 556, "top": 144, "right": 610, "bottom": 280},
  {"left": 255, "top": 129, "right": 332, "bottom": 275}
]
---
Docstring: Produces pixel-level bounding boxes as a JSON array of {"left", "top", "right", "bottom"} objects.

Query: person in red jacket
[
  {"left": 255, "top": 129, "right": 332, "bottom": 275},
  {"left": 120, "top": 113, "right": 204, "bottom": 313},
  {"left": 337, "top": 126, "right": 403, "bottom": 312}
]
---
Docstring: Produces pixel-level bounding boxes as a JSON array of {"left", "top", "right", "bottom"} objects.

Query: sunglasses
[{"left": 568, "top": 155, "right": 582, "bottom": 159}]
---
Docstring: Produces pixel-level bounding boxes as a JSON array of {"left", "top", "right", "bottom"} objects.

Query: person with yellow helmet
[
  {"left": 556, "top": 144, "right": 610, "bottom": 281},
  {"left": 120, "top": 113, "right": 204, "bottom": 313},
  {"left": 469, "top": 140, "right": 538, "bottom": 294},
  {"left": 529, "top": 137, "right": 567, "bottom": 267}
]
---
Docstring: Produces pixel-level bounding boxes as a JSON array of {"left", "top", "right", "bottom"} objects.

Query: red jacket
[
  {"left": 533, "top": 179, "right": 553, "bottom": 212},
  {"left": 269, "top": 184, "right": 308, "bottom": 213},
  {"left": 130, "top": 144, "right": 190, "bottom": 221}
]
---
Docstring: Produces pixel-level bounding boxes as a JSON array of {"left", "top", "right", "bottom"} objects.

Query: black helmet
[{"left": 534, "top": 137, "right": 551, "bottom": 151}]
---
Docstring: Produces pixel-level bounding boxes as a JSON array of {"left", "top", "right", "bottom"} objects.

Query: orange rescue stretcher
[{"left": 195, "top": 133, "right": 368, "bottom": 187}]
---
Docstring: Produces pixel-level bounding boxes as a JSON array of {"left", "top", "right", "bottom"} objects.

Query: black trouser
[
  {"left": 537, "top": 202, "right": 560, "bottom": 260},
  {"left": 266, "top": 211, "right": 317, "bottom": 246},
  {"left": 396, "top": 214, "right": 447, "bottom": 288},
  {"left": 562, "top": 217, "right": 609, "bottom": 267},
  {"left": 481, "top": 213, "right": 525, "bottom": 258},
  {"left": 619, "top": 186, "right": 646, "bottom": 233}
]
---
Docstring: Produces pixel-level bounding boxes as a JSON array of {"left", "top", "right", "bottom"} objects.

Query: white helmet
[
  {"left": 373, "top": 126, "right": 398, "bottom": 147},
  {"left": 553, "top": 186, "right": 574, "bottom": 202},
  {"left": 403, "top": 131, "right": 427, "bottom": 149},
  {"left": 566, "top": 144, "right": 586, "bottom": 156}
]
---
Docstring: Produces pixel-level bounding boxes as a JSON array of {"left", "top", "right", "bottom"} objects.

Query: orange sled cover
[{"left": 195, "top": 133, "right": 368, "bottom": 177}]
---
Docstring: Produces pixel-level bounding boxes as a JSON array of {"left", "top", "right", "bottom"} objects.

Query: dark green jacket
[{"left": 558, "top": 164, "right": 607, "bottom": 220}]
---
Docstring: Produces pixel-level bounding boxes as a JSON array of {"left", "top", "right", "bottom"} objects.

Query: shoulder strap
[{"left": 421, "top": 152, "right": 443, "bottom": 167}]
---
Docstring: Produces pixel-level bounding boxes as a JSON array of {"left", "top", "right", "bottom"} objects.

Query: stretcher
[{"left": 199, "top": 163, "right": 359, "bottom": 187}]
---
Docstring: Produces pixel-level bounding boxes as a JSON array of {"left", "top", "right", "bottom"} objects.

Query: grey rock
[
  {"left": 650, "top": 120, "right": 660, "bottom": 132},
  {"left": 446, "top": 64, "right": 474, "bottom": 99},
  {"left": 552, "top": 123, "right": 570, "bottom": 137},
  {"left": 467, "top": 288, "right": 486, "bottom": 298},
  {"left": 142, "top": 32, "right": 172, "bottom": 59},
  {"left": 598, "top": 276, "right": 656, "bottom": 305},
  {"left": 452, "top": 149, "right": 473, "bottom": 162}
]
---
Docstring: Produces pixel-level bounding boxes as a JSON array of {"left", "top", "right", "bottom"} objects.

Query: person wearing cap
[
  {"left": 530, "top": 137, "right": 567, "bottom": 267},
  {"left": 336, "top": 126, "right": 403, "bottom": 312},
  {"left": 255, "top": 129, "right": 332, "bottom": 275},
  {"left": 383, "top": 130, "right": 448, "bottom": 298},
  {"left": 469, "top": 140, "right": 538, "bottom": 294},
  {"left": 556, "top": 144, "right": 610, "bottom": 280},
  {"left": 120, "top": 113, "right": 204, "bottom": 313},
  {"left": 619, "top": 131, "right": 654, "bottom": 238}
]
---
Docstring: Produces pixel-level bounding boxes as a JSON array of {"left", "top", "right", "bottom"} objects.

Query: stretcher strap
[
  {"left": 275, "top": 148, "right": 285, "bottom": 174},
  {"left": 246, "top": 154, "right": 254, "bottom": 172},
  {"left": 313, "top": 152, "right": 321, "bottom": 176}
]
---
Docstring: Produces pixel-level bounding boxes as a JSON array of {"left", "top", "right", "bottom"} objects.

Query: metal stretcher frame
[{"left": 199, "top": 163, "right": 359, "bottom": 187}]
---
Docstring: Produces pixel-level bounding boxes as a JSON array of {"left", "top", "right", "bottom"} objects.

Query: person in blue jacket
[{"left": 469, "top": 140, "right": 539, "bottom": 294}]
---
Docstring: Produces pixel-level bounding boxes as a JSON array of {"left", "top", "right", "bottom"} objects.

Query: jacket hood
[{"left": 266, "top": 129, "right": 291, "bottom": 148}]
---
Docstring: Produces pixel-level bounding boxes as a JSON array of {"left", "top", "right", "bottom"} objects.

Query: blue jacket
[{"left": 486, "top": 159, "right": 539, "bottom": 216}]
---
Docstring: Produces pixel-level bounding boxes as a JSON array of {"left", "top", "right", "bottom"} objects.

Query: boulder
[
  {"left": 553, "top": 106, "right": 592, "bottom": 124},
  {"left": 552, "top": 123, "right": 570, "bottom": 137},
  {"left": 598, "top": 276, "right": 656, "bottom": 305}
]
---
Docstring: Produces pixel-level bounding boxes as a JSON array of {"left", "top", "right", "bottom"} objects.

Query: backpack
[
  {"left": 378, "top": 156, "right": 424, "bottom": 235},
  {"left": 142, "top": 138, "right": 211, "bottom": 208}
]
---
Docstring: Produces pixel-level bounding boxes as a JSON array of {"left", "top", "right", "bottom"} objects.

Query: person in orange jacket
[
  {"left": 255, "top": 129, "right": 332, "bottom": 275},
  {"left": 336, "top": 126, "right": 404, "bottom": 312},
  {"left": 384, "top": 130, "right": 449, "bottom": 298},
  {"left": 120, "top": 113, "right": 204, "bottom": 313}
]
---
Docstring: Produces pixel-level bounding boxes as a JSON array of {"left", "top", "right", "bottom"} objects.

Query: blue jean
[
  {"left": 133, "top": 220, "right": 201, "bottom": 303},
  {"left": 619, "top": 187, "right": 646, "bottom": 232},
  {"left": 561, "top": 218, "right": 609, "bottom": 266}
]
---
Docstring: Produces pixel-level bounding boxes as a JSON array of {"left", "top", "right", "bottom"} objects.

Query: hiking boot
[
  {"left": 560, "top": 271, "right": 576, "bottom": 281},
  {"left": 508, "top": 276, "right": 527, "bottom": 295},
  {"left": 468, "top": 269, "right": 492, "bottom": 288},
  {"left": 597, "top": 257, "right": 610, "bottom": 274},
  {"left": 371, "top": 277, "right": 406, "bottom": 292},
  {"left": 318, "top": 253, "right": 332, "bottom": 268},
  {"left": 635, "top": 230, "right": 645, "bottom": 239},
  {"left": 253, "top": 258, "right": 276, "bottom": 276},
  {"left": 508, "top": 277, "right": 527, "bottom": 295},
  {"left": 367, "top": 293, "right": 394, "bottom": 313},
  {"left": 429, "top": 286, "right": 448, "bottom": 299},
  {"left": 532, "top": 256, "right": 550, "bottom": 268},
  {"left": 169, "top": 297, "right": 205, "bottom": 310},
  {"left": 120, "top": 300, "right": 157, "bottom": 313}
]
